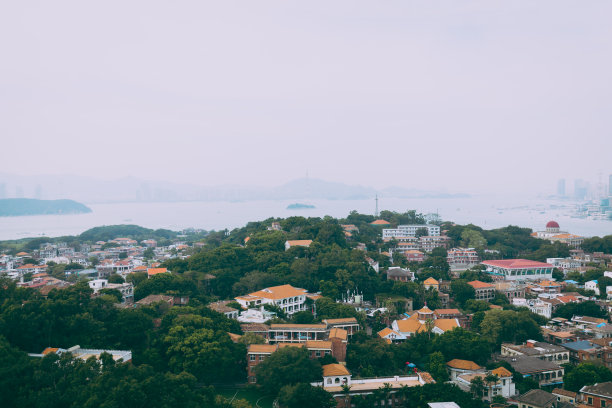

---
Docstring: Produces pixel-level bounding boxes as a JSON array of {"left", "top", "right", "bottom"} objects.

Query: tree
[
  {"left": 564, "top": 362, "right": 612, "bottom": 392},
  {"left": 483, "top": 374, "right": 499, "bottom": 402},
  {"left": 255, "top": 347, "right": 322, "bottom": 394},
  {"left": 461, "top": 229, "right": 487, "bottom": 249},
  {"left": 415, "top": 228, "right": 429, "bottom": 238},
  {"left": 553, "top": 301, "right": 608, "bottom": 320},
  {"left": 451, "top": 280, "right": 476, "bottom": 307},
  {"left": 470, "top": 376, "right": 485, "bottom": 399},
  {"left": 107, "top": 274, "right": 125, "bottom": 284},
  {"left": 278, "top": 383, "right": 336, "bottom": 408},
  {"left": 427, "top": 351, "right": 449, "bottom": 382}
]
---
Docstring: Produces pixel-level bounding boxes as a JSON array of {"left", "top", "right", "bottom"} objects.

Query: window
[
  {"left": 601, "top": 401, "right": 606, "bottom": 407},
  {"left": 250, "top": 355, "right": 256, "bottom": 361},
  {"left": 588, "top": 397, "right": 593, "bottom": 405},
  {"left": 315, "top": 351, "right": 321, "bottom": 357}
]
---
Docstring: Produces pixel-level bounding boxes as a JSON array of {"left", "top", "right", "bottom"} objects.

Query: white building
[
  {"left": 481, "top": 259, "right": 554, "bottom": 281},
  {"left": 513, "top": 298, "right": 553, "bottom": 319},
  {"left": 382, "top": 225, "right": 440, "bottom": 240},
  {"left": 235, "top": 284, "right": 309, "bottom": 315}
]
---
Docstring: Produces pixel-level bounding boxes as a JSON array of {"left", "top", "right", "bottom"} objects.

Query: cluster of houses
[{"left": 0, "top": 236, "right": 196, "bottom": 303}]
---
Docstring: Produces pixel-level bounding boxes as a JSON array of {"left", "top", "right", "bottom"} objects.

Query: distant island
[
  {"left": 0, "top": 198, "right": 92, "bottom": 217},
  {"left": 286, "top": 203, "right": 316, "bottom": 210}
]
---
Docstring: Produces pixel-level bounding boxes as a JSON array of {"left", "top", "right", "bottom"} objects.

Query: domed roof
[{"left": 546, "top": 220, "right": 560, "bottom": 229}]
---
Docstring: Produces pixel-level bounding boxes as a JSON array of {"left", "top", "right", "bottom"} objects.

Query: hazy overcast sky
[{"left": 1, "top": 1, "right": 610, "bottom": 194}]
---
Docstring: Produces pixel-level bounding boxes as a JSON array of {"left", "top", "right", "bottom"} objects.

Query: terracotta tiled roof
[
  {"left": 305, "top": 340, "right": 332, "bottom": 349},
  {"left": 247, "top": 344, "right": 278, "bottom": 354},
  {"left": 446, "top": 359, "right": 482, "bottom": 370},
  {"left": 396, "top": 319, "right": 424, "bottom": 334},
  {"left": 468, "top": 280, "right": 494, "bottom": 289},
  {"left": 419, "top": 372, "right": 436, "bottom": 383},
  {"left": 491, "top": 367, "right": 512, "bottom": 378},
  {"left": 370, "top": 219, "right": 391, "bottom": 225},
  {"left": 434, "top": 319, "right": 459, "bottom": 332},
  {"left": 286, "top": 240, "right": 313, "bottom": 247},
  {"left": 147, "top": 267, "right": 168, "bottom": 276},
  {"left": 250, "top": 284, "right": 307, "bottom": 300},
  {"left": 329, "top": 328, "right": 348, "bottom": 340},
  {"left": 227, "top": 332, "right": 242, "bottom": 342},
  {"left": 434, "top": 309, "right": 461, "bottom": 315},
  {"left": 423, "top": 277, "right": 439, "bottom": 285},
  {"left": 378, "top": 327, "right": 398, "bottom": 338},
  {"left": 417, "top": 306, "right": 434, "bottom": 314},
  {"left": 42, "top": 347, "right": 59, "bottom": 355},
  {"left": 323, "top": 318, "right": 358, "bottom": 325},
  {"left": 322, "top": 364, "right": 350, "bottom": 376}
]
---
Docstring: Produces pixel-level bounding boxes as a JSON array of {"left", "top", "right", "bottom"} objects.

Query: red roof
[
  {"left": 546, "top": 220, "right": 560, "bottom": 228},
  {"left": 482, "top": 259, "right": 553, "bottom": 269}
]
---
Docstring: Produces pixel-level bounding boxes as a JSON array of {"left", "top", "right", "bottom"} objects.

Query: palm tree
[
  {"left": 341, "top": 384, "right": 352, "bottom": 408},
  {"left": 470, "top": 376, "right": 485, "bottom": 399},
  {"left": 380, "top": 383, "right": 393, "bottom": 407},
  {"left": 484, "top": 374, "right": 499, "bottom": 402}
]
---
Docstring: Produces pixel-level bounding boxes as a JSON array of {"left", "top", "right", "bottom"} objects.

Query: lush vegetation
[{"left": 0, "top": 198, "right": 92, "bottom": 217}]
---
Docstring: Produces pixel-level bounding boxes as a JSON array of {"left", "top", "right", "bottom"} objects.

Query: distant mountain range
[{"left": 0, "top": 174, "right": 469, "bottom": 204}]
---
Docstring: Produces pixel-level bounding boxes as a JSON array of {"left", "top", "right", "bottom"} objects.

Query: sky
[{"left": 1, "top": 1, "right": 611, "bottom": 195}]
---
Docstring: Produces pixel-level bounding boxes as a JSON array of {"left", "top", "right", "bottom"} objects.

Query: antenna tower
[{"left": 375, "top": 195, "right": 379, "bottom": 217}]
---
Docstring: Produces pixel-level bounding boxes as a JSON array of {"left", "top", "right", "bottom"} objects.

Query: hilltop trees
[{"left": 255, "top": 347, "right": 322, "bottom": 394}]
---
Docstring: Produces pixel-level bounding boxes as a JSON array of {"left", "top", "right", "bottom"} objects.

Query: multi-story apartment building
[
  {"left": 468, "top": 280, "right": 495, "bottom": 301},
  {"left": 382, "top": 225, "right": 441, "bottom": 240},
  {"left": 501, "top": 340, "right": 570, "bottom": 365},
  {"left": 447, "top": 248, "right": 480, "bottom": 266},
  {"left": 419, "top": 236, "right": 451, "bottom": 252},
  {"left": 499, "top": 355, "right": 564, "bottom": 387},
  {"left": 235, "top": 284, "right": 309, "bottom": 315}
]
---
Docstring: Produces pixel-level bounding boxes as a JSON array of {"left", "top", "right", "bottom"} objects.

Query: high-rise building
[
  {"left": 557, "top": 179, "right": 566, "bottom": 197},
  {"left": 574, "top": 179, "right": 588, "bottom": 200},
  {"left": 609, "top": 174, "right": 612, "bottom": 196}
]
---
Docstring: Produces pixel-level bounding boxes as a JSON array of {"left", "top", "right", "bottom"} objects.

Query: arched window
[{"left": 335, "top": 378, "right": 340, "bottom": 384}]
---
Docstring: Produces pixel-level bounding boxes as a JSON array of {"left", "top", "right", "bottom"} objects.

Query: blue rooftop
[{"left": 563, "top": 340, "right": 599, "bottom": 351}]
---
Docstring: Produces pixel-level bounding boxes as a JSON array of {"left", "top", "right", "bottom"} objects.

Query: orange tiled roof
[
  {"left": 434, "top": 309, "right": 461, "bottom": 315},
  {"left": 247, "top": 344, "right": 278, "bottom": 354},
  {"left": 396, "top": 318, "right": 424, "bottom": 334},
  {"left": 434, "top": 319, "right": 459, "bottom": 332},
  {"left": 286, "top": 240, "right": 313, "bottom": 247},
  {"left": 322, "top": 364, "right": 350, "bottom": 376},
  {"left": 324, "top": 318, "right": 358, "bottom": 325},
  {"left": 491, "top": 367, "right": 512, "bottom": 378},
  {"left": 329, "top": 328, "right": 348, "bottom": 340},
  {"left": 370, "top": 219, "right": 391, "bottom": 225},
  {"left": 423, "top": 277, "right": 439, "bottom": 285},
  {"left": 378, "top": 327, "right": 396, "bottom": 338},
  {"left": 42, "top": 347, "right": 59, "bottom": 355},
  {"left": 250, "top": 284, "right": 307, "bottom": 300},
  {"left": 305, "top": 340, "right": 332, "bottom": 349},
  {"left": 147, "top": 267, "right": 168, "bottom": 276},
  {"left": 446, "top": 359, "right": 482, "bottom": 370},
  {"left": 417, "top": 306, "right": 434, "bottom": 314},
  {"left": 468, "top": 280, "right": 494, "bottom": 289}
]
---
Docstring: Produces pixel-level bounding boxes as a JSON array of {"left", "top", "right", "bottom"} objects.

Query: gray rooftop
[
  {"left": 499, "top": 355, "right": 562, "bottom": 374},
  {"left": 515, "top": 389, "right": 556, "bottom": 407},
  {"left": 562, "top": 340, "right": 601, "bottom": 352},
  {"left": 504, "top": 341, "right": 566, "bottom": 356},
  {"left": 581, "top": 382, "right": 612, "bottom": 398}
]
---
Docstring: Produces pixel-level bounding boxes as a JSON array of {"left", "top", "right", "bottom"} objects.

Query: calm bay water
[{"left": 0, "top": 195, "right": 610, "bottom": 241}]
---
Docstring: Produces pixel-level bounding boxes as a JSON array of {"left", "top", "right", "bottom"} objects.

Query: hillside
[{"left": 0, "top": 198, "right": 92, "bottom": 216}]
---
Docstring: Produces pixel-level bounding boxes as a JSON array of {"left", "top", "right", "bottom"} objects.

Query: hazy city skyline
[{"left": 1, "top": 1, "right": 611, "bottom": 195}]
